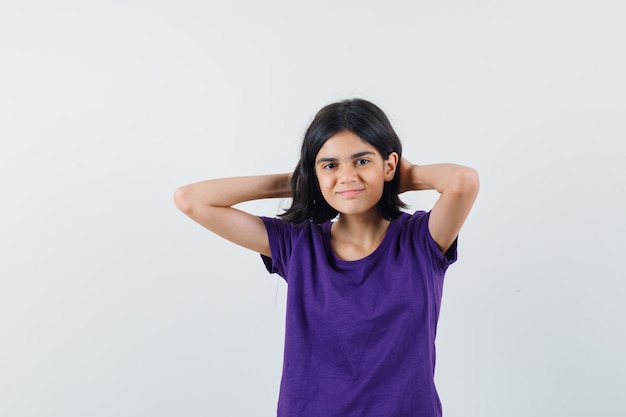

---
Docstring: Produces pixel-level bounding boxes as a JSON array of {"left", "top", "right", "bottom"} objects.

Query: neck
[
  {"left": 333, "top": 210, "right": 389, "bottom": 244},
  {"left": 330, "top": 210, "right": 391, "bottom": 261}
]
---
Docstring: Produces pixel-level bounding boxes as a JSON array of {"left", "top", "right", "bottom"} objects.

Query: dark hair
[{"left": 279, "top": 98, "right": 406, "bottom": 224}]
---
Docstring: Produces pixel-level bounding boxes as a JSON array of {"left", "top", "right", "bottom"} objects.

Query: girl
[{"left": 174, "top": 98, "right": 479, "bottom": 417}]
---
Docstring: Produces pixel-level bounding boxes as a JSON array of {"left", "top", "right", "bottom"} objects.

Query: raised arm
[
  {"left": 399, "top": 158, "right": 479, "bottom": 254},
  {"left": 173, "top": 174, "right": 292, "bottom": 257}
]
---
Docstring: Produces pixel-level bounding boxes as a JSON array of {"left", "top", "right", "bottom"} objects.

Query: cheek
[
  {"left": 317, "top": 177, "right": 332, "bottom": 193},
  {"left": 315, "top": 170, "right": 330, "bottom": 187}
]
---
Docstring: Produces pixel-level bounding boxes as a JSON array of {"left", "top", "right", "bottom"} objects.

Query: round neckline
[{"left": 322, "top": 215, "right": 402, "bottom": 267}]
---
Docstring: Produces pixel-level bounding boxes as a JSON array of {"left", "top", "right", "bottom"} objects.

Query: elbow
[
  {"left": 173, "top": 186, "right": 194, "bottom": 214},
  {"left": 451, "top": 167, "right": 480, "bottom": 197}
]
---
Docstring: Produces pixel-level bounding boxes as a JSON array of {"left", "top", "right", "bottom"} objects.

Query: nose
[{"left": 337, "top": 163, "right": 357, "bottom": 183}]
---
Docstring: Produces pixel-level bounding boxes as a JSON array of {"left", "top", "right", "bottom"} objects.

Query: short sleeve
[
  {"left": 407, "top": 210, "right": 457, "bottom": 272},
  {"left": 259, "top": 216, "right": 295, "bottom": 280}
]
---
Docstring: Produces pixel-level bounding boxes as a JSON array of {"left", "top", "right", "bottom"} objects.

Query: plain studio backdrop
[{"left": 1, "top": 1, "right": 625, "bottom": 416}]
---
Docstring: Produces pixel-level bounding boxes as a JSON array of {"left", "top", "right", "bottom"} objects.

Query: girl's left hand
[{"left": 398, "top": 157, "right": 413, "bottom": 193}]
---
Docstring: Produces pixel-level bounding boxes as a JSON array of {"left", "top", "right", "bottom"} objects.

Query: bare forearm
[
  {"left": 401, "top": 162, "right": 479, "bottom": 195},
  {"left": 174, "top": 174, "right": 292, "bottom": 211}
]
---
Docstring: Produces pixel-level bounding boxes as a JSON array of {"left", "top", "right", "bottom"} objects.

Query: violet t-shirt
[{"left": 260, "top": 211, "right": 457, "bottom": 417}]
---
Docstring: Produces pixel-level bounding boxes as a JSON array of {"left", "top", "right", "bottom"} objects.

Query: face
[{"left": 314, "top": 130, "right": 398, "bottom": 218}]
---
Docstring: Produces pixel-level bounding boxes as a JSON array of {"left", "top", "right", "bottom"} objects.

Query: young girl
[{"left": 174, "top": 98, "right": 479, "bottom": 417}]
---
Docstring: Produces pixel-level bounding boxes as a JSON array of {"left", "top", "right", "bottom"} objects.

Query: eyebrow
[{"left": 316, "top": 151, "right": 376, "bottom": 165}]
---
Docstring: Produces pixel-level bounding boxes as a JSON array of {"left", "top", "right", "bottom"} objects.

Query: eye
[
  {"left": 322, "top": 163, "right": 337, "bottom": 170},
  {"left": 355, "top": 159, "right": 370, "bottom": 166}
]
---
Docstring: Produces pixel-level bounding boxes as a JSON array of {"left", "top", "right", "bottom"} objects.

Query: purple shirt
[{"left": 261, "top": 211, "right": 457, "bottom": 417}]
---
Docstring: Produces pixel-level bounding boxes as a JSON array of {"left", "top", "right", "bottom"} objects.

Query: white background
[{"left": 1, "top": 1, "right": 625, "bottom": 416}]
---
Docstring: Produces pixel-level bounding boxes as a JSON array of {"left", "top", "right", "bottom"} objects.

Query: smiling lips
[{"left": 336, "top": 189, "right": 364, "bottom": 197}]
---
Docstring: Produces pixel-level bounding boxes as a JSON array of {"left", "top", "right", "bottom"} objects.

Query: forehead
[{"left": 316, "top": 131, "right": 379, "bottom": 159}]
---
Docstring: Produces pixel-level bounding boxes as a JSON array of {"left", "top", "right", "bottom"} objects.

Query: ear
[{"left": 384, "top": 152, "right": 399, "bottom": 182}]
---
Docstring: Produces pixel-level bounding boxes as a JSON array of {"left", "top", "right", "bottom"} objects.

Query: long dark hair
[{"left": 279, "top": 98, "right": 406, "bottom": 224}]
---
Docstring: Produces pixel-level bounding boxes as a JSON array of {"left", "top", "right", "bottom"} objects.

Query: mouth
[{"left": 336, "top": 189, "right": 364, "bottom": 197}]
